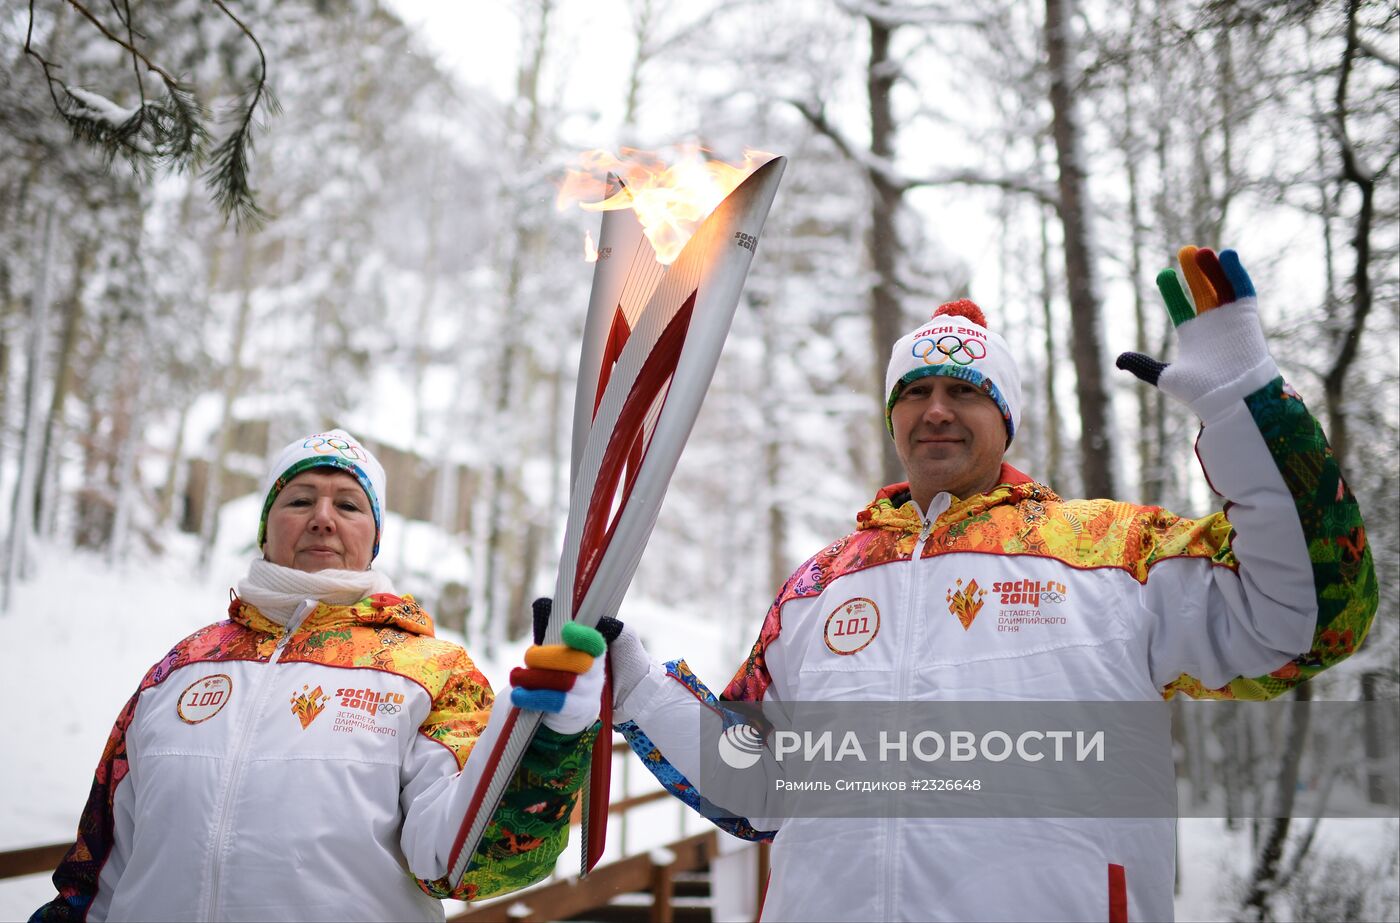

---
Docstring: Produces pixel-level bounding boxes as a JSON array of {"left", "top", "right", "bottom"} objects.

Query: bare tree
[{"left": 1044, "top": 0, "right": 1115, "bottom": 498}]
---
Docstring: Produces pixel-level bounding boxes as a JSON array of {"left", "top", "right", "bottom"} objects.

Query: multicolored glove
[
  {"left": 508, "top": 599, "right": 624, "bottom": 736},
  {"left": 1116, "top": 247, "right": 1279, "bottom": 422}
]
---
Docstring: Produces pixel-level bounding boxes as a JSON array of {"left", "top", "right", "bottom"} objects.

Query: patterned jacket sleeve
[
  {"left": 1140, "top": 376, "right": 1377, "bottom": 700},
  {"left": 31, "top": 691, "right": 142, "bottom": 923},
  {"left": 400, "top": 659, "right": 598, "bottom": 902},
  {"left": 613, "top": 575, "right": 806, "bottom": 842}
]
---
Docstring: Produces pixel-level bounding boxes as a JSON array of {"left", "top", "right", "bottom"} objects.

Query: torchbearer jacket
[
  {"left": 34, "top": 594, "right": 596, "bottom": 923},
  {"left": 617, "top": 375, "right": 1376, "bottom": 922}
]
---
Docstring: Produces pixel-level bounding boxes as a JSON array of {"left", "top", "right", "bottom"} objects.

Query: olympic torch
[{"left": 448, "top": 151, "right": 787, "bottom": 883}]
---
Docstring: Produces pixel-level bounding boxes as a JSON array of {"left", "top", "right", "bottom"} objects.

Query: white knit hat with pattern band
[
  {"left": 884, "top": 300, "right": 1022, "bottom": 444},
  {"left": 256, "top": 429, "right": 387, "bottom": 560}
]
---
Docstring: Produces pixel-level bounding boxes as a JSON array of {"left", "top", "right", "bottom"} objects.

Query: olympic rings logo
[
  {"left": 911, "top": 334, "right": 987, "bottom": 367},
  {"left": 303, "top": 434, "right": 365, "bottom": 462}
]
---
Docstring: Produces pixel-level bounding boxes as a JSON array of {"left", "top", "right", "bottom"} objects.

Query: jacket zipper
[
  {"left": 883, "top": 509, "right": 937, "bottom": 921},
  {"left": 203, "top": 604, "right": 311, "bottom": 921}
]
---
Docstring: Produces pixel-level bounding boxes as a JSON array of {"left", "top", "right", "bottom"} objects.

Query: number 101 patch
[
  {"left": 177, "top": 674, "right": 233, "bottom": 724},
  {"left": 823, "top": 597, "right": 880, "bottom": 655}
]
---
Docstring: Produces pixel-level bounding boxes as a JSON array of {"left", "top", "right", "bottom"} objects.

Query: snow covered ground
[{"left": 1, "top": 513, "right": 1395, "bottom": 921}]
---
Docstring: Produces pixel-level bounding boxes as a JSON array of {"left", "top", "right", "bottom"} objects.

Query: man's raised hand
[{"left": 1116, "top": 247, "right": 1277, "bottom": 422}]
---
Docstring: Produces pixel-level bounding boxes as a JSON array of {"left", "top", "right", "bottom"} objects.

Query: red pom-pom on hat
[{"left": 933, "top": 299, "right": 988, "bottom": 328}]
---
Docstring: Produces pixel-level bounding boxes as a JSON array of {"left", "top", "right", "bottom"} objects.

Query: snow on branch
[
  {"left": 64, "top": 86, "right": 138, "bottom": 127},
  {"left": 22, "top": 0, "right": 270, "bottom": 228}
]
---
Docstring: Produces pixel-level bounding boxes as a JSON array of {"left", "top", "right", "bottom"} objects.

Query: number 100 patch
[
  {"left": 823, "top": 597, "right": 880, "bottom": 655},
  {"left": 177, "top": 674, "right": 233, "bottom": 724}
]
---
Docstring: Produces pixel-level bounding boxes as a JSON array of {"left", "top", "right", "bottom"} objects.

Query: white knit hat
[
  {"left": 884, "top": 300, "right": 1022, "bottom": 443},
  {"left": 256, "top": 429, "right": 387, "bottom": 559}
]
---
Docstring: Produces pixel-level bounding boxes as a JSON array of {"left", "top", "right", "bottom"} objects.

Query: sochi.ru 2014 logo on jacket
[
  {"left": 336, "top": 686, "right": 404, "bottom": 716},
  {"left": 992, "top": 579, "right": 1067, "bottom": 606},
  {"left": 991, "top": 579, "right": 1069, "bottom": 633},
  {"left": 326, "top": 686, "right": 407, "bottom": 738}
]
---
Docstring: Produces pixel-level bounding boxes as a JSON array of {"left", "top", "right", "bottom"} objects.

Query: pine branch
[
  {"left": 204, "top": 0, "right": 275, "bottom": 229},
  {"left": 23, "top": 0, "right": 268, "bottom": 226},
  {"left": 25, "top": 1, "right": 203, "bottom": 168}
]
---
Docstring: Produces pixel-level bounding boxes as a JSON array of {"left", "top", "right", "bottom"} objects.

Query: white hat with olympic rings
[
  {"left": 884, "top": 299, "right": 1022, "bottom": 444},
  {"left": 257, "top": 428, "right": 388, "bottom": 560}
]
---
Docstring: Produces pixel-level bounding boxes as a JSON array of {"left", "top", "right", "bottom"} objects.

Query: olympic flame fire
[{"left": 557, "top": 147, "right": 773, "bottom": 264}]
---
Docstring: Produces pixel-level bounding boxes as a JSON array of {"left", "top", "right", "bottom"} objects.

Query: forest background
[{"left": 1, "top": 0, "right": 1397, "bottom": 919}]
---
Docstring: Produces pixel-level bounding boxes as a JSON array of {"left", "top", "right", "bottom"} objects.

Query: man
[{"left": 605, "top": 247, "right": 1377, "bottom": 921}]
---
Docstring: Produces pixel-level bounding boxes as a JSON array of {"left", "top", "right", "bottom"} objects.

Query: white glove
[{"left": 607, "top": 621, "right": 658, "bottom": 725}]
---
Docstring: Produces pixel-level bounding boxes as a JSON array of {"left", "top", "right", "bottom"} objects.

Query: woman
[{"left": 34, "top": 429, "right": 606, "bottom": 922}]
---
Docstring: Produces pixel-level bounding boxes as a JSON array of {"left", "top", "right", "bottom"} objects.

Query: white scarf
[{"left": 236, "top": 558, "right": 397, "bottom": 627}]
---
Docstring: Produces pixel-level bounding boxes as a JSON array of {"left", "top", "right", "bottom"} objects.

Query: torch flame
[{"left": 558, "top": 147, "right": 773, "bottom": 264}]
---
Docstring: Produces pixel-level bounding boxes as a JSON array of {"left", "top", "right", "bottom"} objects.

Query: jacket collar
[
  {"left": 228, "top": 592, "right": 436, "bottom": 637},
  {"left": 856, "top": 463, "right": 1058, "bottom": 535}
]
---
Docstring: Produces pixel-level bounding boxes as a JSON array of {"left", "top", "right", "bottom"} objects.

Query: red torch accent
[
  {"left": 593, "top": 307, "right": 631, "bottom": 416},
  {"left": 574, "top": 290, "right": 696, "bottom": 614},
  {"left": 593, "top": 307, "right": 646, "bottom": 498},
  {"left": 574, "top": 290, "right": 697, "bottom": 873}
]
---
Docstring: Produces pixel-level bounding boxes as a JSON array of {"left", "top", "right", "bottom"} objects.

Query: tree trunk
[
  {"left": 1149, "top": 79, "right": 1183, "bottom": 512},
  {"left": 35, "top": 245, "right": 89, "bottom": 539},
  {"left": 1044, "top": 0, "right": 1115, "bottom": 498},
  {"left": 759, "top": 296, "right": 789, "bottom": 597},
  {"left": 410, "top": 148, "right": 443, "bottom": 442},
  {"left": 1120, "top": 83, "right": 1158, "bottom": 502},
  {"left": 198, "top": 237, "right": 255, "bottom": 571},
  {"left": 157, "top": 397, "right": 193, "bottom": 529},
  {"left": 866, "top": 15, "right": 907, "bottom": 488},
  {"left": 1323, "top": 0, "right": 1376, "bottom": 469},
  {"left": 107, "top": 360, "right": 145, "bottom": 564},
  {"left": 3, "top": 202, "right": 58, "bottom": 611},
  {"left": 1038, "top": 203, "right": 1063, "bottom": 491}
]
